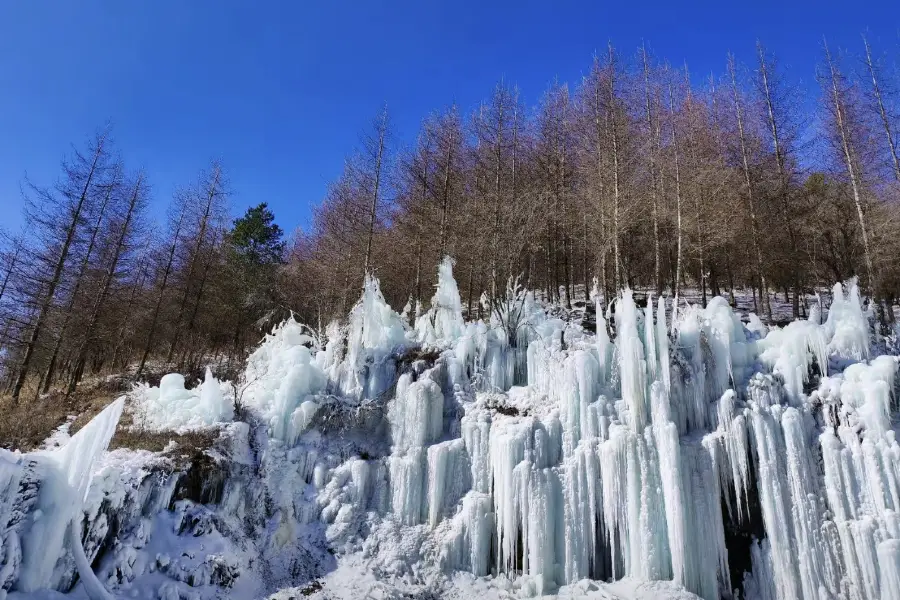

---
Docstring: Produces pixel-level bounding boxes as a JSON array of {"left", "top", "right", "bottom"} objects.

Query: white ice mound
[
  {"left": 327, "top": 274, "right": 409, "bottom": 399},
  {"left": 757, "top": 279, "right": 871, "bottom": 400},
  {"left": 243, "top": 318, "right": 327, "bottom": 444},
  {"left": 415, "top": 256, "right": 465, "bottom": 344},
  {"left": 133, "top": 368, "right": 233, "bottom": 432},
  {"left": 823, "top": 280, "right": 870, "bottom": 361}
]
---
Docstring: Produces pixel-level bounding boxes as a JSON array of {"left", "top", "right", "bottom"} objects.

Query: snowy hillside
[{"left": 2, "top": 257, "right": 899, "bottom": 600}]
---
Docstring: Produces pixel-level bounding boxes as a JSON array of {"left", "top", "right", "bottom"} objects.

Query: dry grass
[
  {"left": 0, "top": 385, "right": 112, "bottom": 452},
  {"left": 109, "top": 428, "right": 217, "bottom": 460},
  {"left": 0, "top": 378, "right": 217, "bottom": 458}
]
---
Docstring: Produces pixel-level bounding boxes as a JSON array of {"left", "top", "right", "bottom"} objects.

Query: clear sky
[{"left": 1, "top": 1, "right": 898, "bottom": 235}]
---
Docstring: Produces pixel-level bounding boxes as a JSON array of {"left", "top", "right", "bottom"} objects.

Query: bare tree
[
  {"left": 10, "top": 131, "right": 113, "bottom": 402},
  {"left": 363, "top": 105, "right": 390, "bottom": 274},
  {"left": 862, "top": 34, "right": 900, "bottom": 183},
  {"left": 68, "top": 172, "right": 147, "bottom": 392},
  {"left": 757, "top": 42, "right": 803, "bottom": 317},
  {"left": 821, "top": 41, "right": 877, "bottom": 298},
  {"left": 729, "top": 54, "right": 772, "bottom": 320},
  {"left": 136, "top": 195, "right": 190, "bottom": 379},
  {"left": 668, "top": 74, "right": 685, "bottom": 305},
  {"left": 642, "top": 44, "right": 662, "bottom": 296}
]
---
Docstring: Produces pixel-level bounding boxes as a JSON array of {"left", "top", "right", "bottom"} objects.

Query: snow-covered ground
[{"left": 2, "top": 259, "right": 899, "bottom": 600}]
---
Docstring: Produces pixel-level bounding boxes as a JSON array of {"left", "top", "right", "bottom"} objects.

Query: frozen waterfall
[{"left": 1, "top": 265, "right": 898, "bottom": 600}]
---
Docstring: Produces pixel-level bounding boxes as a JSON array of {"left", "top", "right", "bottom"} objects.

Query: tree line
[
  {"left": 290, "top": 38, "right": 900, "bottom": 330},
  {"left": 2, "top": 37, "right": 899, "bottom": 402},
  {"left": 0, "top": 135, "right": 285, "bottom": 403}
]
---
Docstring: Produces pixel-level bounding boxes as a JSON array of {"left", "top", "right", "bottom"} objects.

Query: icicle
[
  {"left": 824, "top": 280, "right": 870, "bottom": 361},
  {"left": 597, "top": 294, "right": 612, "bottom": 389},
  {"left": 616, "top": 290, "right": 649, "bottom": 433},
  {"left": 656, "top": 296, "right": 670, "bottom": 395},
  {"left": 644, "top": 295, "right": 659, "bottom": 386},
  {"left": 426, "top": 439, "right": 471, "bottom": 527},
  {"left": 388, "top": 375, "right": 444, "bottom": 452},
  {"left": 389, "top": 448, "right": 426, "bottom": 525}
]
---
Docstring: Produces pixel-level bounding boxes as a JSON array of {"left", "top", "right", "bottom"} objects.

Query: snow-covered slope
[{"left": 1, "top": 258, "right": 899, "bottom": 600}]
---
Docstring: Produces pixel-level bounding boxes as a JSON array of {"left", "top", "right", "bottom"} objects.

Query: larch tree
[
  {"left": 362, "top": 105, "right": 390, "bottom": 274},
  {"left": 729, "top": 54, "right": 772, "bottom": 320},
  {"left": 862, "top": 34, "right": 900, "bottom": 184},
  {"left": 821, "top": 41, "right": 878, "bottom": 301},
  {"left": 10, "top": 131, "right": 115, "bottom": 402}
]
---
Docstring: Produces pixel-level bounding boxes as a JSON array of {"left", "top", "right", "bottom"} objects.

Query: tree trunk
[
  {"left": 136, "top": 204, "right": 188, "bottom": 379},
  {"left": 758, "top": 43, "right": 801, "bottom": 318},
  {"left": 439, "top": 124, "right": 454, "bottom": 257},
  {"left": 12, "top": 135, "right": 107, "bottom": 402},
  {"left": 642, "top": 46, "right": 662, "bottom": 297},
  {"left": 42, "top": 179, "right": 115, "bottom": 394},
  {"left": 668, "top": 81, "right": 684, "bottom": 306},
  {"left": 730, "top": 55, "right": 772, "bottom": 321},
  {"left": 68, "top": 174, "right": 143, "bottom": 393},
  {"left": 824, "top": 43, "right": 877, "bottom": 301},
  {"left": 863, "top": 36, "right": 900, "bottom": 183},
  {"left": 167, "top": 166, "right": 221, "bottom": 363},
  {"left": 178, "top": 229, "right": 219, "bottom": 370},
  {"left": 364, "top": 107, "right": 388, "bottom": 274}
]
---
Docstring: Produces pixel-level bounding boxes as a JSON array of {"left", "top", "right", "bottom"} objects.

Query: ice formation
[
  {"left": 8, "top": 396, "right": 125, "bottom": 598},
  {"left": 415, "top": 257, "right": 466, "bottom": 344},
  {"left": 133, "top": 369, "right": 233, "bottom": 432},
  {"left": 1, "top": 269, "right": 899, "bottom": 600}
]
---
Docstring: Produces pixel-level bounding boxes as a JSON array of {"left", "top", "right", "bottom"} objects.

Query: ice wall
[
  {"left": 3, "top": 269, "right": 898, "bottom": 600},
  {"left": 431, "top": 279, "right": 899, "bottom": 600}
]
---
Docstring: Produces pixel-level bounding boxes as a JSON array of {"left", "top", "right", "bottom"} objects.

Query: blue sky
[{"left": 1, "top": 1, "right": 898, "bottom": 235}]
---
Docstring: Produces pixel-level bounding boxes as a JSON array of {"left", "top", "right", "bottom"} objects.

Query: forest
[{"left": 1, "top": 38, "right": 899, "bottom": 403}]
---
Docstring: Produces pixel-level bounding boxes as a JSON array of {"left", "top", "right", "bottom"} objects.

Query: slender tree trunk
[
  {"left": 339, "top": 244, "right": 353, "bottom": 316},
  {"left": 725, "top": 246, "right": 736, "bottom": 306},
  {"left": 136, "top": 205, "right": 188, "bottom": 379},
  {"left": 824, "top": 43, "right": 877, "bottom": 300},
  {"left": 668, "top": 81, "right": 684, "bottom": 304},
  {"left": 559, "top": 122, "right": 572, "bottom": 308},
  {"left": 642, "top": 46, "right": 662, "bottom": 296},
  {"left": 42, "top": 180, "right": 114, "bottom": 394},
  {"left": 439, "top": 123, "right": 454, "bottom": 257},
  {"left": 364, "top": 107, "right": 388, "bottom": 274},
  {"left": 467, "top": 166, "right": 482, "bottom": 316},
  {"left": 68, "top": 174, "right": 143, "bottom": 393},
  {"left": 608, "top": 48, "right": 622, "bottom": 292},
  {"left": 582, "top": 203, "right": 589, "bottom": 301},
  {"left": 758, "top": 43, "right": 801, "bottom": 318},
  {"left": 167, "top": 166, "right": 220, "bottom": 362},
  {"left": 12, "top": 136, "right": 106, "bottom": 402},
  {"left": 596, "top": 117, "right": 608, "bottom": 302},
  {"left": 413, "top": 234, "right": 423, "bottom": 305},
  {"left": 730, "top": 55, "right": 772, "bottom": 321},
  {"left": 863, "top": 35, "right": 900, "bottom": 183},
  {"left": 178, "top": 229, "right": 220, "bottom": 369},
  {"left": 511, "top": 98, "right": 520, "bottom": 281},
  {"left": 0, "top": 244, "right": 20, "bottom": 304}
]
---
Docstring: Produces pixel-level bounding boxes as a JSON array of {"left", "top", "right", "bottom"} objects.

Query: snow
[
  {"left": 132, "top": 369, "right": 233, "bottom": 433},
  {"left": 2, "top": 268, "right": 900, "bottom": 600}
]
